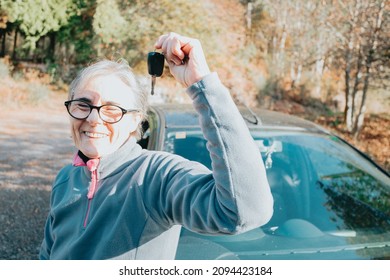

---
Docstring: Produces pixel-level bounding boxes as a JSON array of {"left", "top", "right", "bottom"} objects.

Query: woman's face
[{"left": 70, "top": 74, "right": 141, "bottom": 159}]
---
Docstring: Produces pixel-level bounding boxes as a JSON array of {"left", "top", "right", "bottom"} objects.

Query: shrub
[{"left": 27, "top": 83, "right": 52, "bottom": 105}]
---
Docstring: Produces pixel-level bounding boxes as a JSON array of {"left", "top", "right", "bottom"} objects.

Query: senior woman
[{"left": 39, "top": 33, "right": 273, "bottom": 260}]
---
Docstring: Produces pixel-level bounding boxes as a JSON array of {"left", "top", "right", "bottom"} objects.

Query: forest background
[{"left": 0, "top": 0, "right": 389, "bottom": 172}]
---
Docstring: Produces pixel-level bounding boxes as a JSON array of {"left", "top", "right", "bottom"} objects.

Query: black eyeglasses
[{"left": 64, "top": 99, "right": 140, "bottom": 124}]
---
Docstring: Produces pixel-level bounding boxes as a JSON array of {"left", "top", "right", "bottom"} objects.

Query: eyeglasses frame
[{"left": 64, "top": 99, "right": 140, "bottom": 124}]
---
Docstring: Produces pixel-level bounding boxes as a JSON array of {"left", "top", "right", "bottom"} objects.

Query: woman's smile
[{"left": 83, "top": 131, "right": 109, "bottom": 139}]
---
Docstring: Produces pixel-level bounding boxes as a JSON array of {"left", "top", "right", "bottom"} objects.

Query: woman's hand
[{"left": 155, "top": 32, "right": 211, "bottom": 87}]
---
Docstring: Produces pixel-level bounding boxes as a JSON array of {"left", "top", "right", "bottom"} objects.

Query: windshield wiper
[{"left": 231, "top": 241, "right": 390, "bottom": 257}]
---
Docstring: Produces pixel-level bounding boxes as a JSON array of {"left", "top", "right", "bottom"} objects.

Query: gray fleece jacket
[{"left": 39, "top": 73, "right": 273, "bottom": 260}]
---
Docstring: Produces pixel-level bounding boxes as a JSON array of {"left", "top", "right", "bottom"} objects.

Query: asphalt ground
[{"left": 0, "top": 104, "right": 74, "bottom": 259}]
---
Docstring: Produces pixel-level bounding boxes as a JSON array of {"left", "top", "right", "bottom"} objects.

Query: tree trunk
[
  {"left": 48, "top": 32, "right": 56, "bottom": 62},
  {"left": 313, "top": 56, "right": 325, "bottom": 99},
  {"left": 345, "top": 79, "right": 353, "bottom": 132},
  {"left": 344, "top": 47, "right": 354, "bottom": 132},
  {"left": 351, "top": 45, "right": 363, "bottom": 123},
  {"left": 290, "top": 61, "right": 302, "bottom": 89},
  {"left": 343, "top": 0, "right": 361, "bottom": 132},
  {"left": 353, "top": 0, "right": 385, "bottom": 137},
  {"left": 12, "top": 27, "right": 18, "bottom": 60},
  {"left": 0, "top": 29, "right": 5, "bottom": 57},
  {"left": 276, "top": 28, "right": 287, "bottom": 80},
  {"left": 353, "top": 65, "right": 370, "bottom": 138},
  {"left": 246, "top": 2, "right": 253, "bottom": 31}
]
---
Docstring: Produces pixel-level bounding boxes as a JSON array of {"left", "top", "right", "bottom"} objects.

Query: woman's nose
[{"left": 86, "top": 108, "right": 103, "bottom": 124}]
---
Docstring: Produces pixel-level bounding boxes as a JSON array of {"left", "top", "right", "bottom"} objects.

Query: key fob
[{"left": 147, "top": 52, "right": 165, "bottom": 77}]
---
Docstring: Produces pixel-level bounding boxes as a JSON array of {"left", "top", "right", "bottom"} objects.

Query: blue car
[{"left": 140, "top": 104, "right": 390, "bottom": 260}]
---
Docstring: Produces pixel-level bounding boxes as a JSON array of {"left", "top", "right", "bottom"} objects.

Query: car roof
[{"left": 150, "top": 103, "right": 330, "bottom": 134}]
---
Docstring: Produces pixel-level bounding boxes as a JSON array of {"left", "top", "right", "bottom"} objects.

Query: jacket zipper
[
  {"left": 83, "top": 166, "right": 99, "bottom": 228},
  {"left": 83, "top": 199, "right": 92, "bottom": 228}
]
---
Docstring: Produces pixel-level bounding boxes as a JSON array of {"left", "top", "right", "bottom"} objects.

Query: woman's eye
[
  {"left": 76, "top": 103, "right": 90, "bottom": 110},
  {"left": 103, "top": 106, "right": 120, "bottom": 112}
]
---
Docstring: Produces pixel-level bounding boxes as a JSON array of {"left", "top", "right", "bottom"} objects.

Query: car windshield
[{"left": 164, "top": 129, "right": 390, "bottom": 259}]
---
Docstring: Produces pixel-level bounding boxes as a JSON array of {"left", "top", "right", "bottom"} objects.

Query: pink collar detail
[{"left": 72, "top": 152, "right": 100, "bottom": 199}]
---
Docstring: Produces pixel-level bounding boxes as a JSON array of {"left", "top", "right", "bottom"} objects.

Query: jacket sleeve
[
  {"left": 38, "top": 165, "right": 72, "bottom": 259},
  {"left": 39, "top": 214, "right": 54, "bottom": 259},
  {"left": 144, "top": 72, "right": 273, "bottom": 235}
]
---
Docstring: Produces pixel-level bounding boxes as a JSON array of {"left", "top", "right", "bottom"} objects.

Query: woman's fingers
[
  {"left": 155, "top": 33, "right": 190, "bottom": 65},
  {"left": 154, "top": 32, "right": 210, "bottom": 86}
]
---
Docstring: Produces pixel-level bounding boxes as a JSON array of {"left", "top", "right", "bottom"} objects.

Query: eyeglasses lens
[{"left": 67, "top": 101, "right": 123, "bottom": 123}]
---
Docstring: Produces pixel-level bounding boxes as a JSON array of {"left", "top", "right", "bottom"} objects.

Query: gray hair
[{"left": 68, "top": 58, "right": 148, "bottom": 140}]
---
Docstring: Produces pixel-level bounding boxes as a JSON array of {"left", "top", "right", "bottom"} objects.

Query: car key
[{"left": 147, "top": 52, "right": 165, "bottom": 95}]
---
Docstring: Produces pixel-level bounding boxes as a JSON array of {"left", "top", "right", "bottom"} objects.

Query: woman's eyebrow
[
  {"left": 73, "top": 97, "right": 121, "bottom": 106},
  {"left": 74, "top": 97, "right": 121, "bottom": 106},
  {"left": 99, "top": 100, "right": 122, "bottom": 106},
  {"left": 74, "top": 97, "right": 92, "bottom": 103}
]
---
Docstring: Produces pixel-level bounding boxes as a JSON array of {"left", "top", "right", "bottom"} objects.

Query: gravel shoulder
[{"left": 0, "top": 100, "right": 74, "bottom": 259}]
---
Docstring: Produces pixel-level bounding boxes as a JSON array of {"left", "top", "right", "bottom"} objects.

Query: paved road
[{"left": 0, "top": 105, "right": 74, "bottom": 259}]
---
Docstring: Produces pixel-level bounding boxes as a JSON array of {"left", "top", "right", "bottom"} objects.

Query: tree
[
  {"left": 1, "top": 0, "right": 76, "bottom": 51},
  {"left": 55, "top": 0, "right": 97, "bottom": 65},
  {"left": 246, "top": 0, "right": 336, "bottom": 100},
  {"left": 0, "top": 6, "right": 8, "bottom": 57},
  {"left": 90, "top": 0, "right": 224, "bottom": 70},
  {"left": 330, "top": 0, "right": 389, "bottom": 136},
  {"left": 93, "top": 0, "right": 128, "bottom": 56},
  {"left": 52, "top": 0, "right": 224, "bottom": 83},
  {"left": 244, "top": 0, "right": 389, "bottom": 138}
]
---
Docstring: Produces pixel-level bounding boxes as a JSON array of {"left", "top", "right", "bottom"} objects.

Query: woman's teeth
[{"left": 85, "top": 132, "right": 107, "bottom": 138}]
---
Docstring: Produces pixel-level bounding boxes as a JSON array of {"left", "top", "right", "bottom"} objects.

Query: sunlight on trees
[
  {"left": 330, "top": 0, "right": 389, "bottom": 136},
  {"left": 242, "top": 0, "right": 389, "bottom": 136},
  {"left": 0, "top": 0, "right": 389, "bottom": 136},
  {"left": 1, "top": 0, "right": 76, "bottom": 50}
]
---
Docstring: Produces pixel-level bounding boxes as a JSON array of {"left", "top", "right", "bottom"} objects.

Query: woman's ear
[
  {"left": 128, "top": 113, "right": 143, "bottom": 135},
  {"left": 134, "top": 113, "right": 143, "bottom": 128}
]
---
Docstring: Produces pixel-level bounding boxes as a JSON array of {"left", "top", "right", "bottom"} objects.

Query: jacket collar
[{"left": 73, "top": 137, "right": 142, "bottom": 179}]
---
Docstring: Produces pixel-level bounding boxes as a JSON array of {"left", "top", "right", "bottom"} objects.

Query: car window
[
  {"left": 257, "top": 133, "right": 390, "bottom": 233},
  {"left": 165, "top": 129, "right": 390, "bottom": 259},
  {"left": 164, "top": 130, "right": 212, "bottom": 169},
  {"left": 299, "top": 135, "right": 390, "bottom": 232}
]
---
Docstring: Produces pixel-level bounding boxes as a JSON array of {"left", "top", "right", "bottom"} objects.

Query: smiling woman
[
  {"left": 38, "top": 33, "right": 274, "bottom": 260},
  {"left": 65, "top": 60, "right": 147, "bottom": 158}
]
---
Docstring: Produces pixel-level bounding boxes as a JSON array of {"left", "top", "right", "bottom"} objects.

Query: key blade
[{"left": 151, "top": 76, "right": 156, "bottom": 95}]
